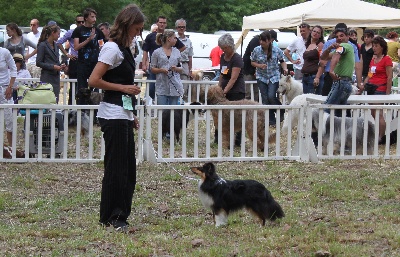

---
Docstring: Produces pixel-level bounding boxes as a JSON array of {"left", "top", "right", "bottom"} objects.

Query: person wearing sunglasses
[
  {"left": 56, "top": 14, "right": 85, "bottom": 104},
  {"left": 284, "top": 23, "right": 310, "bottom": 81},
  {"left": 26, "top": 19, "right": 41, "bottom": 78},
  {"left": 175, "top": 18, "right": 193, "bottom": 100}
]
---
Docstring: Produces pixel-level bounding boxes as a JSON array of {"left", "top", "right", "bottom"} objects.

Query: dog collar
[{"left": 215, "top": 178, "right": 226, "bottom": 185}]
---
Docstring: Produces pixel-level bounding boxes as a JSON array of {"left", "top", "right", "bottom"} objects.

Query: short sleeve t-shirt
[
  {"left": 387, "top": 41, "right": 400, "bottom": 63},
  {"left": 71, "top": 26, "right": 105, "bottom": 62},
  {"left": 219, "top": 52, "right": 245, "bottom": 93},
  {"left": 333, "top": 43, "right": 355, "bottom": 78},
  {"left": 369, "top": 55, "right": 393, "bottom": 91}
]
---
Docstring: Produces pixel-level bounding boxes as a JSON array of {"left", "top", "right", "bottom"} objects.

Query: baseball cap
[
  {"left": 269, "top": 30, "right": 278, "bottom": 42},
  {"left": 12, "top": 53, "right": 24, "bottom": 61}
]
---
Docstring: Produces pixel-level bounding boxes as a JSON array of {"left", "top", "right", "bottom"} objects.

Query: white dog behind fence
[{"left": 277, "top": 74, "right": 303, "bottom": 104}]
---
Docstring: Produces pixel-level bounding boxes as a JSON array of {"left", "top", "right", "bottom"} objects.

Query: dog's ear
[{"left": 203, "top": 162, "right": 215, "bottom": 175}]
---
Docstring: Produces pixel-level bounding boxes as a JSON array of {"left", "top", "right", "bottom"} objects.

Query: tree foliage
[
  {"left": 0, "top": 0, "right": 398, "bottom": 33},
  {"left": 0, "top": 0, "right": 131, "bottom": 29}
]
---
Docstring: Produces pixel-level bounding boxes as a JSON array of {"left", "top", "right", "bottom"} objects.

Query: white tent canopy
[
  {"left": 235, "top": 0, "right": 400, "bottom": 49},
  {"left": 242, "top": 0, "right": 400, "bottom": 30}
]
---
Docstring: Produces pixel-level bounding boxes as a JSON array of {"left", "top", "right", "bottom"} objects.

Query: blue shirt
[
  {"left": 250, "top": 45, "right": 285, "bottom": 84},
  {"left": 323, "top": 38, "right": 360, "bottom": 72},
  {"left": 56, "top": 28, "right": 78, "bottom": 57}
]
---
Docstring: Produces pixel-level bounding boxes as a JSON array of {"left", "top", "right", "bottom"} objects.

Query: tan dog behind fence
[
  {"left": 188, "top": 70, "right": 206, "bottom": 103},
  {"left": 207, "top": 85, "right": 266, "bottom": 151}
]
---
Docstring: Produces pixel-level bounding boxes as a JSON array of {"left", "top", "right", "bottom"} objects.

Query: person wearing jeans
[
  {"left": 257, "top": 80, "right": 283, "bottom": 124},
  {"left": 322, "top": 28, "right": 356, "bottom": 116},
  {"left": 251, "top": 31, "right": 288, "bottom": 126}
]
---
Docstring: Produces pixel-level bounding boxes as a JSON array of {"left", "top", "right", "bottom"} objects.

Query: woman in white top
[
  {"left": 88, "top": 4, "right": 144, "bottom": 232},
  {"left": 151, "top": 29, "right": 184, "bottom": 105},
  {"left": 0, "top": 47, "right": 17, "bottom": 147}
]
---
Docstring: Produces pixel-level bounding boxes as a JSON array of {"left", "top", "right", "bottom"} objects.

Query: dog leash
[
  {"left": 167, "top": 69, "right": 184, "bottom": 100},
  {"left": 142, "top": 138, "right": 199, "bottom": 183}
]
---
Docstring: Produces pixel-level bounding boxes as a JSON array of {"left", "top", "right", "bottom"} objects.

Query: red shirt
[
  {"left": 210, "top": 46, "right": 223, "bottom": 67},
  {"left": 369, "top": 55, "right": 393, "bottom": 92}
]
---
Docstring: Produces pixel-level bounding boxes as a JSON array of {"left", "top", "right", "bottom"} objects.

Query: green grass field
[{"left": 1, "top": 159, "right": 399, "bottom": 256}]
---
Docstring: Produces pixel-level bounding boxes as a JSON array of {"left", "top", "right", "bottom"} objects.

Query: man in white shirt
[
  {"left": 284, "top": 23, "right": 310, "bottom": 80},
  {"left": 26, "top": 19, "right": 41, "bottom": 78}
]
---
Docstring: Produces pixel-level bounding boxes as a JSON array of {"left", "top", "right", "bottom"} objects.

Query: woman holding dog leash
[
  {"left": 250, "top": 30, "right": 288, "bottom": 126},
  {"left": 151, "top": 29, "right": 184, "bottom": 105},
  {"left": 363, "top": 36, "right": 393, "bottom": 143},
  {"left": 88, "top": 4, "right": 144, "bottom": 232}
]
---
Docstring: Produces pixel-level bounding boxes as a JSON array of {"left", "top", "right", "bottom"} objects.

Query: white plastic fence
[{"left": 2, "top": 78, "right": 400, "bottom": 163}]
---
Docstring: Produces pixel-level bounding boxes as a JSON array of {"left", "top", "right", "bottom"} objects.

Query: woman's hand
[
  {"left": 313, "top": 77, "right": 320, "bottom": 87},
  {"left": 53, "top": 64, "right": 65, "bottom": 71},
  {"left": 5, "top": 87, "right": 13, "bottom": 100},
  {"left": 259, "top": 63, "right": 267, "bottom": 69},
  {"left": 67, "top": 54, "right": 77, "bottom": 60},
  {"left": 122, "top": 84, "right": 141, "bottom": 95}
]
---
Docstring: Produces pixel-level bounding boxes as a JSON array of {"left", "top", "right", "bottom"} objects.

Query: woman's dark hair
[
  {"left": 372, "top": 36, "right": 388, "bottom": 56},
  {"left": 38, "top": 25, "right": 60, "bottom": 44},
  {"left": 349, "top": 29, "right": 357, "bottom": 37},
  {"left": 259, "top": 30, "right": 272, "bottom": 60},
  {"left": 109, "top": 4, "right": 145, "bottom": 48},
  {"left": 305, "top": 25, "right": 325, "bottom": 48},
  {"left": 6, "top": 23, "right": 22, "bottom": 37},
  {"left": 363, "top": 29, "right": 375, "bottom": 39}
]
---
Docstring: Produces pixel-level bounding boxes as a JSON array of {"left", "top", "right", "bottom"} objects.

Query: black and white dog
[
  {"left": 191, "top": 162, "right": 284, "bottom": 227},
  {"left": 312, "top": 109, "right": 375, "bottom": 155},
  {"left": 161, "top": 102, "right": 203, "bottom": 142}
]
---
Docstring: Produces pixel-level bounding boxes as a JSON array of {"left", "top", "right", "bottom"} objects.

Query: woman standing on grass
[
  {"left": 36, "top": 25, "right": 64, "bottom": 103},
  {"left": 88, "top": 4, "right": 144, "bottom": 232},
  {"left": 363, "top": 36, "right": 393, "bottom": 143},
  {"left": 250, "top": 30, "right": 288, "bottom": 126},
  {"left": 151, "top": 29, "right": 184, "bottom": 105},
  {"left": 215, "top": 33, "right": 246, "bottom": 146}
]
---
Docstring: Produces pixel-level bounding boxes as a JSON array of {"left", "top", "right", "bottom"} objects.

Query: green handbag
[{"left": 17, "top": 82, "right": 56, "bottom": 104}]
